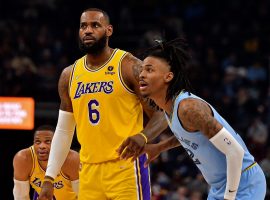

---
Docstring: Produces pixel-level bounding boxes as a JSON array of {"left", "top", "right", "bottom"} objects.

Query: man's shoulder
[
  {"left": 13, "top": 148, "right": 33, "bottom": 167},
  {"left": 61, "top": 150, "right": 80, "bottom": 178},
  {"left": 64, "top": 150, "right": 80, "bottom": 165}
]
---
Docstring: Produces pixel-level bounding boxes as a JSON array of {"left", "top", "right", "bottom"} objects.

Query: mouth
[
  {"left": 139, "top": 80, "right": 148, "bottom": 90},
  {"left": 38, "top": 151, "right": 48, "bottom": 157},
  {"left": 83, "top": 36, "right": 95, "bottom": 43}
]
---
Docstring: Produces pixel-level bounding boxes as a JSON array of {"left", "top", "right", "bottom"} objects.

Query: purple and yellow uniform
[
  {"left": 29, "top": 146, "right": 77, "bottom": 200},
  {"left": 69, "top": 49, "right": 150, "bottom": 200}
]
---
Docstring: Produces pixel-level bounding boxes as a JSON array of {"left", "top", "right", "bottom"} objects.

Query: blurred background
[{"left": 0, "top": 0, "right": 269, "bottom": 199}]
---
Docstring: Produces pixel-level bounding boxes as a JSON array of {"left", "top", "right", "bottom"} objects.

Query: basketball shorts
[
  {"left": 78, "top": 154, "right": 151, "bottom": 200},
  {"left": 207, "top": 163, "right": 266, "bottom": 200}
]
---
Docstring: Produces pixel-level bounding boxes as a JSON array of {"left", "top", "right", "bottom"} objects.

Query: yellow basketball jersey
[
  {"left": 69, "top": 49, "right": 143, "bottom": 163},
  {"left": 29, "top": 146, "right": 77, "bottom": 200}
]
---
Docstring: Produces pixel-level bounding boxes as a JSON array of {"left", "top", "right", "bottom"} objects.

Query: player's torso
[
  {"left": 166, "top": 92, "right": 254, "bottom": 187},
  {"left": 69, "top": 49, "right": 143, "bottom": 163},
  {"left": 29, "top": 146, "right": 77, "bottom": 200}
]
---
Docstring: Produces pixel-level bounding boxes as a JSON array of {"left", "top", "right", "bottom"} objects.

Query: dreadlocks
[{"left": 144, "top": 37, "right": 192, "bottom": 101}]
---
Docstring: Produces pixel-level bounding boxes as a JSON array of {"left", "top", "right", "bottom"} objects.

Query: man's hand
[
  {"left": 143, "top": 144, "right": 161, "bottom": 168},
  {"left": 117, "top": 133, "right": 147, "bottom": 161},
  {"left": 38, "top": 181, "right": 54, "bottom": 200}
]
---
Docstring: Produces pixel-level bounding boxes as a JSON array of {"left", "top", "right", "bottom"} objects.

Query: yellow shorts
[{"left": 78, "top": 154, "right": 150, "bottom": 200}]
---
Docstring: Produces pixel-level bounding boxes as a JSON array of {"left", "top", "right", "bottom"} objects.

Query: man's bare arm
[
  {"left": 61, "top": 150, "right": 80, "bottom": 181},
  {"left": 178, "top": 98, "right": 222, "bottom": 138},
  {"left": 39, "top": 66, "right": 76, "bottom": 200},
  {"left": 13, "top": 149, "right": 32, "bottom": 181},
  {"left": 178, "top": 98, "right": 244, "bottom": 200},
  {"left": 59, "top": 66, "right": 73, "bottom": 112},
  {"left": 117, "top": 54, "right": 169, "bottom": 160},
  {"left": 13, "top": 149, "right": 32, "bottom": 200}
]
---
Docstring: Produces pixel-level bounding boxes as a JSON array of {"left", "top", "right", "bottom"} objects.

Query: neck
[
  {"left": 151, "top": 89, "right": 174, "bottom": 115},
  {"left": 38, "top": 160, "right": 48, "bottom": 171},
  {"left": 86, "top": 47, "right": 113, "bottom": 69}
]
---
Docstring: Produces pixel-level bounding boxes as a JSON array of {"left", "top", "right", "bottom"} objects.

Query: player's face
[
  {"left": 33, "top": 131, "right": 53, "bottom": 161},
  {"left": 78, "top": 11, "right": 113, "bottom": 54},
  {"left": 139, "top": 56, "right": 173, "bottom": 99}
]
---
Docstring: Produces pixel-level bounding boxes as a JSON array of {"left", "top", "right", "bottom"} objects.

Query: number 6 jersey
[{"left": 69, "top": 49, "right": 143, "bottom": 164}]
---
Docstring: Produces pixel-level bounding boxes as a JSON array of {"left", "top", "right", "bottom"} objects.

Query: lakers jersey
[
  {"left": 29, "top": 146, "right": 77, "bottom": 200},
  {"left": 69, "top": 49, "right": 144, "bottom": 163}
]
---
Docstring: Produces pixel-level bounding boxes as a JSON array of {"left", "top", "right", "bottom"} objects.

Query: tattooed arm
[
  {"left": 117, "top": 53, "right": 169, "bottom": 160},
  {"left": 178, "top": 98, "right": 223, "bottom": 138},
  {"left": 39, "top": 66, "right": 76, "bottom": 200},
  {"left": 178, "top": 98, "right": 244, "bottom": 200}
]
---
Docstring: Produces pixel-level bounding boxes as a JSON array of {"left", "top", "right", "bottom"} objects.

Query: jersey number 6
[{"left": 88, "top": 99, "right": 100, "bottom": 125}]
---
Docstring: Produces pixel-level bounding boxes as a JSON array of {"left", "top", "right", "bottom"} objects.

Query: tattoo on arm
[
  {"left": 59, "top": 67, "right": 73, "bottom": 112},
  {"left": 131, "top": 56, "right": 142, "bottom": 82},
  {"left": 178, "top": 99, "right": 222, "bottom": 139}
]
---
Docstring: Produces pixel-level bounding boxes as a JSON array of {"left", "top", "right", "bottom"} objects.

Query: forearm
[
  {"left": 210, "top": 127, "right": 244, "bottom": 200},
  {"left": 143, "top": 111, "right": 168, "bottom": 142},
  {"left": 158, "top": 136, "right": 181, "bottom": 152},
  {"left": 13, "top": 180, "right": 30, "bottom": 200},
  {"left": 45, "top": 110, "right": 76, "bottom": 179}
]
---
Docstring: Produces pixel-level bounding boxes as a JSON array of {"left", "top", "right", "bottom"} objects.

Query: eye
[
  {"left": 35, "top": 140, "right": 41, "bottom": 145},
  {"left": 92, "top": 22, "right": 100, "bottom": 28},
  {"left": 45, "top": 140, "right": 51, "bottom": 144},
  {"left": 80, "top": 24, "right": 87, "bottom": 30},
  {"left": 147, "top": 68, "right": 153, "bottom": 73}
]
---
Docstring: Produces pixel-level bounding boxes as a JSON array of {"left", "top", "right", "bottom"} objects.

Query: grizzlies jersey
[
  {"left": 29, "top": 146, "right": 77, "bottom": 200},
  {"left": 165, "top": 91, "right": 255, "bottom": 188},
  {"left": 69, "top": 49, "right": 143, "bottom": 163}
]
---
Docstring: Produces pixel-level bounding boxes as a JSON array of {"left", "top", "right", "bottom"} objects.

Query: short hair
[
  {"left": 144, "top": 37, "right": 192, "bottom": 101},
  {"left": 82, "top": 8, "right": 110, "bottom": 24},
  {"left": 34, "top": 125, "right": 55, "bottom": 137}
]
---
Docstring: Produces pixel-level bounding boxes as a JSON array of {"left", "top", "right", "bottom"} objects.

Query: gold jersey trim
[
  {"left": 30, "top": 146, "right": 67, "bottom": 178},
  {"left": 60, "top": 171, "right": 70, "bottom": 181},
  {"left": 83, "top": 49, "right": 118, "bottom": 72},
  {"left": 69, "top": 60, "right": 78, "bottom": 96},
  {"left": 29, "top": 147, "right": 35, "bottom": 177}
]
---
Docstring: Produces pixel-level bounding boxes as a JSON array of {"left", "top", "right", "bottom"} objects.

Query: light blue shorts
[{"left": 207, "top": 163, "right": 266, "bottom": 200}]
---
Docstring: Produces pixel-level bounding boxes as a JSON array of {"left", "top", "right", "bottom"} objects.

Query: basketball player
[
  {"left": 39, "top": 8, "right": 167, "bottom": 200},
  {"left": 120, "top": 38, "right": 267, "bottom": 200},
  {"left": 13, "top": 125, "right": 79, "bottom": 200}
]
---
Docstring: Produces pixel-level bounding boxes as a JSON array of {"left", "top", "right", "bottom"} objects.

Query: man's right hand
[
  {"left": 38, "top": 181, "right": 54, "bottom": 200},
  {"left": 143, "top": 144, "right": 161, "bottom": 168}
]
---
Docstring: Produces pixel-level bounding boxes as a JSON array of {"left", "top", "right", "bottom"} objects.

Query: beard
[{"left": 79, "top": 34, "right": 107, "bottom": 55}]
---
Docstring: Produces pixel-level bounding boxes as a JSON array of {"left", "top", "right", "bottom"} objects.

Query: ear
[
  {"left": 164, "top": 72, "right": 174, "bottom": 83},
  {"left": 106, "top": 25, "right": 113, "bottom": 37}
]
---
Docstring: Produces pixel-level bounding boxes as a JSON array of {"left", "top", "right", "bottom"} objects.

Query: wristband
[
  {"left": 138, "top": 132, "right": 148, "bottom": 144},
  {"left": 43, "top": 177, "right": 54, "bottom": 184}
]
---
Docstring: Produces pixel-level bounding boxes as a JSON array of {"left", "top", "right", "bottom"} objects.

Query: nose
[
  {"left": 139, "top": 69, "right": 146, "bottom": 79},
  {"left": 85, "top": 25, "right": 93, "bottom": 34},
  {"left": 39, "top": 142, "right": 47, "bottom": 149}
]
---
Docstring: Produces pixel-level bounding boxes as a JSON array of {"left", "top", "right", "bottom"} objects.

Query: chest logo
[{"left": 105, "top": 66, "right": 115, "bottom": 75}]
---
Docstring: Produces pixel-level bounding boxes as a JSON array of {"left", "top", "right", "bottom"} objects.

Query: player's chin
[
  {"left": 38, "top": 156, "right": 49, "bottom": 161},
  {"left": 140, "top": 91, "right": 150, "bottom": 98}
]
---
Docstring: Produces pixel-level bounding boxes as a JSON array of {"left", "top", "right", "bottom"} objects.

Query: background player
[{"left": 13, "top": 125, "right": 79, "bottom": 200}]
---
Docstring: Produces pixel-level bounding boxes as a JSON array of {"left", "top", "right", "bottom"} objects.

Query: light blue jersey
[{"left": 165, "top": 91, "right": 266, "bottom": 199}]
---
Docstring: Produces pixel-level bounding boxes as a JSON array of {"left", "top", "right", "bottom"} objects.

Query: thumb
[{"left": 143, "top": 156, "right": 151, "bottom": 168}]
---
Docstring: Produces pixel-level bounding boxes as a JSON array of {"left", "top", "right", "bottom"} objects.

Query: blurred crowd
[{"left": 0, "top": 0, "right": 269, "bottom": 199}]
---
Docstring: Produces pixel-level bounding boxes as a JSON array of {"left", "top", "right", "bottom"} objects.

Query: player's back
[{"left": 69, "top": 49, "right": 144, "bottom": 163}]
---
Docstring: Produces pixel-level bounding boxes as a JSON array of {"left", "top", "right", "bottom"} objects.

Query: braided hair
[{"left": 144, "top": 37, "right": 192, "bottom": 101}]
